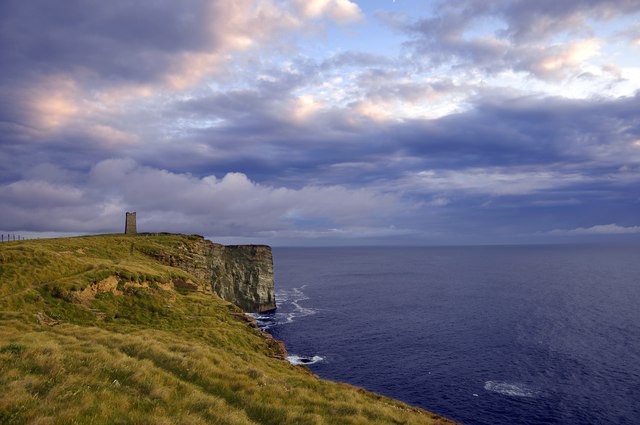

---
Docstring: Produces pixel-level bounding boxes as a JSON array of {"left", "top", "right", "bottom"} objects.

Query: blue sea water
[{"left": 252, "top": 244, "right": 640, "bottom": 425}]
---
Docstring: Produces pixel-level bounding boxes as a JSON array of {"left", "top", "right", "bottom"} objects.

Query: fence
[{"left": 1, "top": 234, "right": 26, "bottom": 242}]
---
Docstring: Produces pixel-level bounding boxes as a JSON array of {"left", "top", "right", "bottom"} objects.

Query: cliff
[
  {"left": 0, "top": 234, "right": 457, "bottom": 425},
  {"left": 140, "top": 234, "right": 276, "bottom": 312}
]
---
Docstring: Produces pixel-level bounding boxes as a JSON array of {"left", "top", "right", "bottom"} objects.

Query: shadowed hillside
[{"left": 0, "top": 234, "right": 456, "bottom": 424}]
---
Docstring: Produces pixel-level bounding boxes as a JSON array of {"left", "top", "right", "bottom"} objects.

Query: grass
[{"left": 0, "top": 234, "right": 456, "bottom": 424}]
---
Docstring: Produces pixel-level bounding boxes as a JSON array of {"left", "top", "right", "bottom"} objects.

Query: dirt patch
[
  {"left": 75, "top": 276, "right": 122, "bottom": 303},
  {"left": 73, "top": 274, "right": 181, "bottom": 305}
]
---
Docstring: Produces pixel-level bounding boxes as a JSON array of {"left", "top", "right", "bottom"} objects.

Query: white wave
[
  {"left": 251, "top": 286, "right": 318, "bottom": 329},
  {"left": 245, "top": 312, "right": 276, "bottom": 330},
  {"left": 484, "top": 381, "right": 537, "bottom": 398},
  {"left": 286, "top": 290, "right": 317, "bottom": 323},
  {"left": 287, "top": 355, "right": 323, "bottom": 365}
]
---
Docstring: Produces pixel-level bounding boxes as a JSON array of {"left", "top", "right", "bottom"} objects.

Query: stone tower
[{"left": 125, "top": 212, "right": 137, "bottom": 234}]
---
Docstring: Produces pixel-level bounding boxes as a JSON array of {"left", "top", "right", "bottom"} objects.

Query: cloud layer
[
  {"left": 1, "top": 0, "right": 639, "bottom": 244},
  {"left": 549, "top": 224, "right": 640, "bottom": 236},
  {"left": 1, "top": 159, "right": 404, "bottom": 243}
]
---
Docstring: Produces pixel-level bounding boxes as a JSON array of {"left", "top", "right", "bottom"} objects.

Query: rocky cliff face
[
  {"left": 145, "top": 235, "right": 276, "bottom": 312},
  {"left": 208, "top": 245, "right": 276, "bottom": 313}
]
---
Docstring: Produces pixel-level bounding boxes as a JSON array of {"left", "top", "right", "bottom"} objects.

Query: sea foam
[
  {"left": 484, "top": 381, "right": 537, "bottom": 398},
  {"left": 287, "top": 355, "right": 324, "bottom": 365}
]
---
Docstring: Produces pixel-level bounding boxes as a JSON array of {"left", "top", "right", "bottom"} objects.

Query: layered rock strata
[{"left": 145, "top": 235, "right": 276, "bottom": 312}]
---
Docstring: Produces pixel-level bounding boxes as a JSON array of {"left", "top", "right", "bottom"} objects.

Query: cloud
[
  {"left": 391, "top": 0, "right": 640, "bottom": 80},
  {"left": 0, "top": 159, "right": 405, "bottom": 239},
  {"left": 493, "top": 0, "right": 640, "bottom": 41},
  {"left": 1, "top": 1, "right": 639, "bottom": 244},
  {"left": 0, "top": 0, "right": 359, "bottom": 151},
  {"left": 426, "top": 0, "right": 640, "bottom": 42},
  {"left": 517, "top": 38, "right": 602, "bottom": 79},
  {"left": 292, "top": 0, "right": 363, "bottom": 23},
  {"left": 399, "top": 167, "right": 588, "bottom": 196},
  {"left": 0, "top": 180, "right": 84, "bottom": 208},
  {"left": 0, "top": 1, "right": 371, "bottom": 190},
  {"left": 548, "top": 224, "right": 640, "bottom": 235},
  {"left": 120, "top": 88, "right": 640, "bottom": 198},
  {"left": 353, "top": 91, "right": 640, "bottom": 186},
  {"left": 0, "top": 0, "right": 302, "bottom": 89},
  {"left": 0, "top": 0, "right": 315, "bottom": 173}
]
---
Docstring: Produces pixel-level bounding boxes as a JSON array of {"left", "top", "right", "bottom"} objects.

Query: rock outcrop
[
  {"left": 144, "top": 235, "right": 276, "bottom": 312},
  {"left": 208, "top": 245, "right": 276, "bottom": 313}
]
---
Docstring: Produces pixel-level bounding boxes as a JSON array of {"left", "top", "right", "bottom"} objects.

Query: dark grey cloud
[
  {"left": 160, "top": 88, "right": 640, "bottom": 184},
  {"left": 0, "top": 0, "right": 219, "bottom": 86},
  {"left": 395, "top": 91, "right": 640, "bottom": 167}
]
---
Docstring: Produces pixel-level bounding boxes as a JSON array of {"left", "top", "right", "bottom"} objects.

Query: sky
[{"left": 1, "top": 0, "right": 639, "bottom": 246}]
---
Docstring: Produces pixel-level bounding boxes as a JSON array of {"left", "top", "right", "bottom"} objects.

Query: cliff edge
[{"left": 141, "top": 234, "right": 276, "bottom": 313}]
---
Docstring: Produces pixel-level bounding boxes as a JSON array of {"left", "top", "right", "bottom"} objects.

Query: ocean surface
[{"left": 251, "top": 244, "right": 640, "bottom": 425}]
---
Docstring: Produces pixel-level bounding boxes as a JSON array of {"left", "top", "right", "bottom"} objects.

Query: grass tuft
[{"left": 0, "top": 342, "right": 26, "bottom": 354}]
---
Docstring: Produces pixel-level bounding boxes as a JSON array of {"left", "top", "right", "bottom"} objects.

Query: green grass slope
[{"left": 0, "top": 235, "right": 456, "bottom": 425}]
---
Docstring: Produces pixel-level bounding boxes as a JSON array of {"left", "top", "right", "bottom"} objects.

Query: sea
[{"left": 250, "top": 244, "right": 640, "bottom": 425}]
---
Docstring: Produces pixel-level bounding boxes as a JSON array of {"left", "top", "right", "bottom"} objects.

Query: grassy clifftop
[{"left": 0, "top": 234, "right": 455, "bottom": 425}]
